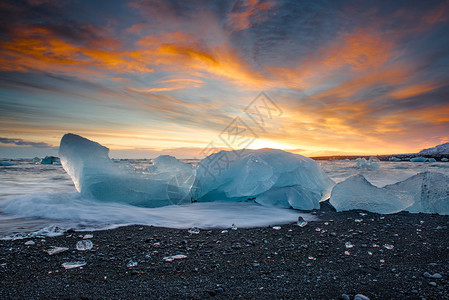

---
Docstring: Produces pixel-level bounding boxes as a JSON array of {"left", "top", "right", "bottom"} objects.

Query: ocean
[{"left": 1, "top": 159, "right": 448, "bottom": 239}]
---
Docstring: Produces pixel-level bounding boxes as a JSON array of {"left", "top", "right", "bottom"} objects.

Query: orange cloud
[
  {"left": 131, "top": 33, "right": 269, "bottom": 89},
  {"left": 227, "top": 0, "right": 276, "bottom": 31},
  {"left": 390, "top": 82, "right": 444, "bottom": 99},
  {"left": 126, "top": 78, "right": 204, "bottom": 93},
  {"left": 0, "top": 25, "right": 153, "bottom": 77}
]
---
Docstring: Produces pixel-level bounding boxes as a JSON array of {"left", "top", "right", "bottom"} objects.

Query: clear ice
[
  {"left": 59, "top": 133, "right": 195, "bottom": 207},
  {"left": 76, "top": 239, "right": 93, "bottom": 251},
  {"left": 385, "top": 172, "right": 449, "bottom": 215},
  {"left": 193, "top": 149, "right": 334, "bottom": 210},
  {"left": 329, "top": 175, "right": 414, "bottom": 214}
]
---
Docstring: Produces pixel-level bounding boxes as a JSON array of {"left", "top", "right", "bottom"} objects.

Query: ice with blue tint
[
  {"left": 354, "top": 157, "right": 380, "bottom": 169},
  {"left": 193, "top": 149, "right": 335, "bottom": 210},
  {"left": 411, "top": 157, "right": 426, "bottom": 162},
  {"left": 0, "top": 161, "right": 16, "bottom": 166},
  {"left": 386, "top": 172, "right": 449, "bottom": 215},
  {"left": 329, "top": 174, "right": 414, "bottom": 214},
  {"left": 59, "top": 133, "right": 194, "bottom": 207}
]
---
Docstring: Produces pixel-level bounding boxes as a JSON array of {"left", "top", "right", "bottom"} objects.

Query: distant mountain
[{"left": 419, "top": 143, "right": 449, "bottom": 155}]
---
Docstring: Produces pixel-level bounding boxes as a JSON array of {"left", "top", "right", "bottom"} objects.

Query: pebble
[
  {"left": 341, "top": 293, "right": 350, "bottom": 300},
  {"left": 428, "top": 282, "right": 437, "bottom": 287},
  {"left": 24, "top": 240, "right": 35, "bottom": 245},
  {"left": 354, "top": 294, "right": 370, "bottom": 300},
  {"left": 424, "top": 272, "right": 442, "bottom": 279}
]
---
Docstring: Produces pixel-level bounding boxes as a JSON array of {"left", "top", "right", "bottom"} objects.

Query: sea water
[{"left": 0, "top": 159, "right": 448, "bottom": 238}]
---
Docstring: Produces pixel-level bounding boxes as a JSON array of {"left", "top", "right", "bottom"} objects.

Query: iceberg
[
  {"left": 329, "top": 175, "right": 414, "bottom": 214},
  {"left": 354, "top": 157, "right": 380, "bottom": 169},
  {"left": 0, "top": 160, "right": 16, "bottom": 166},
  {"left": 59, "top": 133, "right": 194, "bottom": 207},
  {"left": 427, "top": 158, "right": 436, "bottom": 163},
  {"left": 410, "top": 157, "right": 426, "bottom": 162},
  {"left": 442, "top": 157, "right": 448, "bottom": 162},
  {"left": 193, "top": 149, "right": 334, "bottom": 210},
  {"left": 389, "top": 157, "right": 400, "bottom": 162},
  {"left": 40, "top": 156, "right": 59, "bottom": 164},
  {"left": 385, "top": 172, "right": 449, "bottom": 215}
]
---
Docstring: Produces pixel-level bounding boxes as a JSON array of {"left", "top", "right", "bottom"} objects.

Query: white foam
[{"left": 2, "top": 192, "right": 315, "bottom": 233}]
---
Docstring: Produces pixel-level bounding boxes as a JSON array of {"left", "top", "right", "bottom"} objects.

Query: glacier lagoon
[{"left": 1, "top": 134, "right": 449, "bottom": 239}]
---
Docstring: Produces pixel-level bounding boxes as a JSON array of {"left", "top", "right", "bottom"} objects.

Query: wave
[{"left": 1, "top": 192, "right": 314, "bottom": 237}]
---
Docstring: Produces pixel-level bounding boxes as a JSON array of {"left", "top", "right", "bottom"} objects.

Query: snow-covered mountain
[{"left": 419, "top": 143, "right": 449, "bottom": 155}]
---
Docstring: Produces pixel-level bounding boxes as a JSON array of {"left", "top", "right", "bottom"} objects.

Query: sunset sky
[{"left": 1, "top": 0, "right": 449, "bottom": 158}]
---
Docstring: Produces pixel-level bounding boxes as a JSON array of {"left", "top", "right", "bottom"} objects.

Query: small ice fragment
[
  {"left": 76, "top": 239, "right": 93, "bottom": 251},
  {"left": 231, "top": 224, "right": 238, "bottom": 230},
  {"left": 355, "top": 219, "right": 362, "bottom": 223},
  {"left": 345, "top": 242, "right": 354, "bottom": 249},
  {"left": 344, "top": 251, "right": 350, "bottom": 256},
  {"left": 25, "top": 240, "right": 35, "bottom": 245},
  {"left": 359, "top": 213, "right": 367, "bottom": 216},
  {"left": 383, "top": 244, "right": 394, "bottom": 250},
  {"left": 297, "top": 217, "right": 308, "bottom": 227},
  {"left": 188, "top": 227, "right": 200, "bottom": 234},
  {"left": 308, "top": 256, "right": 316, "bottom": 260},
  {"left": 324, "top": 222, "right": 329, "bottom": 226},
  {"left": 372, "top": 244, "right": 379, "bottom": 248},
  {"left": 288, "top": 229, "right": 293, "bottom": 232},
  {"left": 221, "top": 230, "right": 228, "bottom": 234},
  {"left": 62, "top": 261, "right": 86, "bottom": 269},
  {"left": 164, "top": 254, "right": 187, "bottom": 262},
  {"left": 83, "top": 234, "right": 93, "bottom": 239},
  {"left": 368, "top": 251, "right": 373, "bottom": 256},
  {"left": 380, "top": 259, "right": 385, "bottom": 263},
  {"left": 127, "top": 260, "right": 138, "bottom": 267},
  {"left": 272, "top": 226, "right": 281, "bottom": 230},
  {"left": 315, "top": 228, "right": 321, "bottom": 232},
  {"left": 46, "top": 246, "right": 69, "bottom": 255}
]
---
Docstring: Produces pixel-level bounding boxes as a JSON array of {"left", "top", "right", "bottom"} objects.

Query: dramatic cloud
[
  {"left": 0, "top": 0, "right": 448, "bottom": 157},
  {"left": 0, "top": 137, "right": 53, "bottom": 148}
]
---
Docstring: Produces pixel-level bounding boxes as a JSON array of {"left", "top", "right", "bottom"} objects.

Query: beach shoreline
[{"left": 1, "top": 210, "right": 448, "bottom": 299}]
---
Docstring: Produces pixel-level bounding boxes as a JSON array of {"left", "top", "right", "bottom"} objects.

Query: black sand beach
[{"left": 1, "top": 209, "right": 448, "bottom": 299}]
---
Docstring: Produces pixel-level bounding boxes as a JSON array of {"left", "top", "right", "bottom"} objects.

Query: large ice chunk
[
  {"left": 59, "top": 133, "right": 194, "bottom": 207},
  {"left": 385, "top": 172, "right": 449, "bottom": 215},
  {"left": 193, "top": 149, "right": 334, "bottom": 210},
  {"left": 329, "top": 175, "right": 414, "bottom": 214},
  {"left": 410, "top": 157, "right": 426, "bottom": 162}
]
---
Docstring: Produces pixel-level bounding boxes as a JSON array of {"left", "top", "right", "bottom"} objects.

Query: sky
[{"left": 0, "top": 0, "right": 448, "bottom": 159}]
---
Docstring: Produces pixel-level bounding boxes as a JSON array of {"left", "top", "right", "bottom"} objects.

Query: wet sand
[{"left": 1, "top": 209, "right": 448, "bottom": 299}]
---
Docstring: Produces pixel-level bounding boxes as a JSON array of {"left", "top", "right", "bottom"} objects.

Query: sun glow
[{"left": 246, "top": 139, "right": 297, "bottom": 150}]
